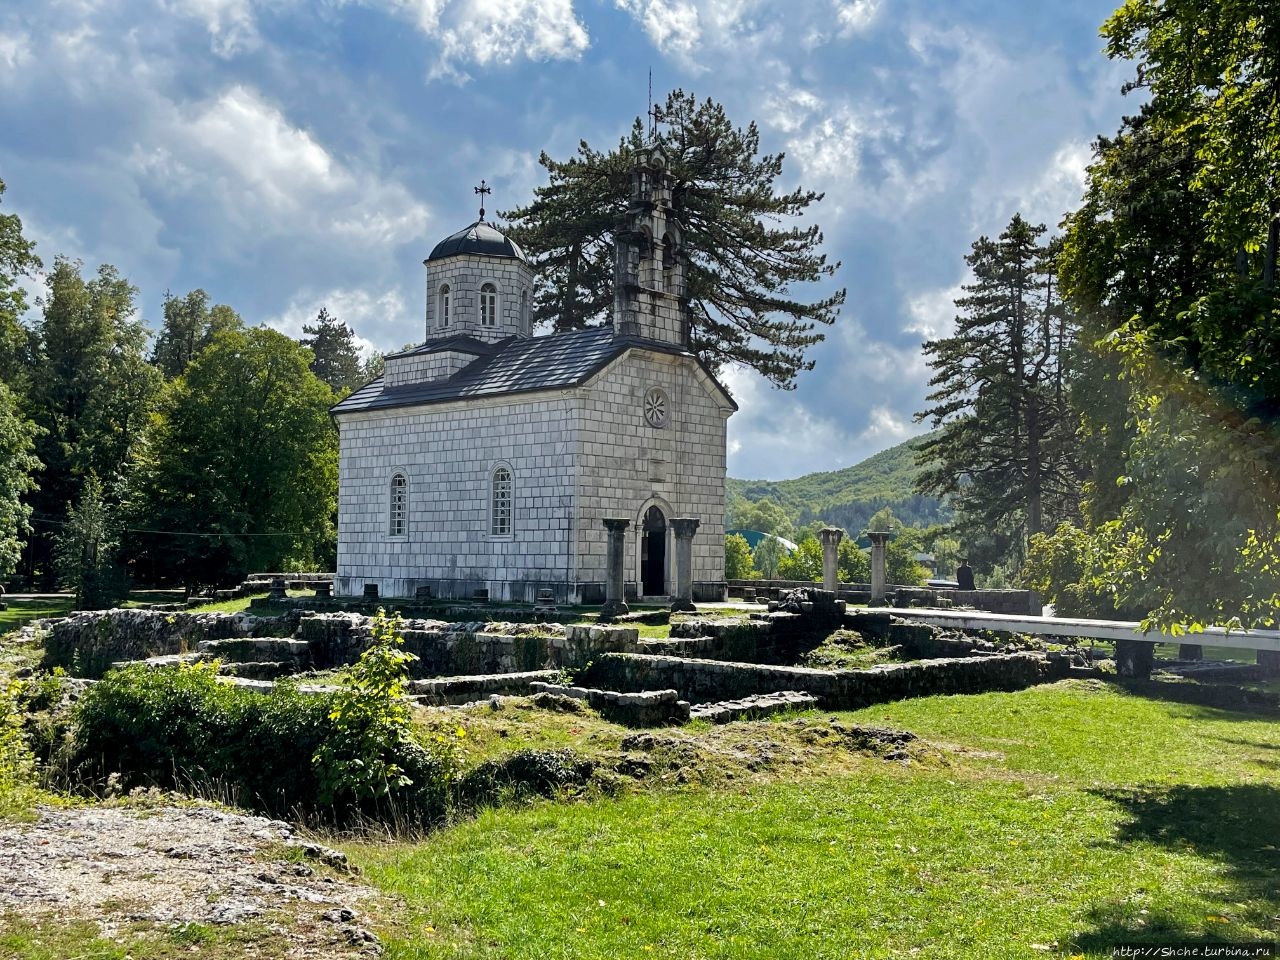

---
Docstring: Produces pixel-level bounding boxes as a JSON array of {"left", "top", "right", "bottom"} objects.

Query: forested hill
[{"left": 727, "top": 434, "right": 950, "bottom": 533}]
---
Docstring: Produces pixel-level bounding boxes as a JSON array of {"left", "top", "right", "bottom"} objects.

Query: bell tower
[{"left": 612, "top": 146, "right": 689, "bottom": 346}]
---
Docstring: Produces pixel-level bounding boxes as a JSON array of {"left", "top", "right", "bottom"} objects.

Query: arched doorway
[{"left": 641, "top": 505, "right": 667, "bottom": 596}]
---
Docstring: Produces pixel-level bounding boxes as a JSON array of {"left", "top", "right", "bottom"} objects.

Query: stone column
[
  {"left": 601, "top": 518, "right": 631, "bottom": 619},
  {"left": 868, "top": 531, "right": 891, "bottom": 604},
  {"left": 819, "top": 527, "right": 844, "bottom": 594},
  {"left": 670, "top": 518, "right": 700, "bottom": 612}
]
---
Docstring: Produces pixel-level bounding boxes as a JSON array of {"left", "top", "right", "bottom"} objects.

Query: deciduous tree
[{"left": 126, "top": 328, "right": 337, "bottom": 587}]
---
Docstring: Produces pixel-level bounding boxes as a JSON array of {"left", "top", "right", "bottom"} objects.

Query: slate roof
[
  {"left": 331, "top": 326, "right": 737, "bottom": 416},
  {"left": 426, "top": 221, "right": 528, "bottom": 263}
]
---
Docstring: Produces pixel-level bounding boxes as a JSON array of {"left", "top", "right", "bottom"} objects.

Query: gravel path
[{"left": 0, "top": 804, "right": 383, "bottom": 956}]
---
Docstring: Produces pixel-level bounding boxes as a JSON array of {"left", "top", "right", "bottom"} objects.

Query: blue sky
[{"left": 0, "top": 0, "right": 1133, "bottom": 480}]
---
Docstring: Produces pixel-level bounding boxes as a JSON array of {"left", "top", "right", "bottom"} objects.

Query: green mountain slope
[{"left": 727, "top": 434, "right": 949, "bottom": 533}]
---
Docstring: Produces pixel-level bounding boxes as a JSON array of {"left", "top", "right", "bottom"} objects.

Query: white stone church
[{"left": 331, "top": 147, "right": 737, "bottom": 604}]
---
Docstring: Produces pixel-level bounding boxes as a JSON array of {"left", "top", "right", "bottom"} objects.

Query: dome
[{"left": 426, "top": 221, "right": 528, "bottom": 263}]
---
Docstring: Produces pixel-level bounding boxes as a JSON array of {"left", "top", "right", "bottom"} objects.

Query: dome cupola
[{"left": 422, "top": 180, "right": 535, "bottom": 343}]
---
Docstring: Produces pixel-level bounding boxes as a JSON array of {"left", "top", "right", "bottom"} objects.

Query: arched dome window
[
  {"left": 520, "top": 289, "right": 529, "bottom": 333},
  {"left": 439, "top": 284, "right": 451, "bottom": 328}
]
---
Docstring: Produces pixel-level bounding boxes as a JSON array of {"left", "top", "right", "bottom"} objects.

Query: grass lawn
[
  {"left": 0, "top": 597, "right": 75, "bottom": 636},
  {"left": 354, "top": 680, "right": 1280, "bottom": 959}
]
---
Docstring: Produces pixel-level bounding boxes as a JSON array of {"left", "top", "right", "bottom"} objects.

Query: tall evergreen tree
[
  {"left": 54, "top": 473, "right": 124, "bottom": 609},
  {"left": 915, "top": 215, "right": 1079, "bottom": 571},
  {"left": 150, "top": 288, "right": 243, "bottom": 379},
  {"left": 503, "top": 89, "right": 845, "bottom": 389},
  {"left": 23, "top": 259, "right": 160, "bottom": 585},
  {"left": 300, "top": 307, "right": 363, "bottom": 395}
]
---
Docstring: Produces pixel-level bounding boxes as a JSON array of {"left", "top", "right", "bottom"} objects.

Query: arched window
[
  {"left": 520, "top": 289, "right": 529, "bottom": 333},
  {"left": 439, "top": 284, "right": 451, "bottom": 328},
  {"left": 480, "top": 283, "right": 498, "bottom": 326},
  {"left": 490, "top": 465, "right": 513, "bottom": 536},
  {"left": 389, "top": 472, "right": 407, "bottom": 537}
]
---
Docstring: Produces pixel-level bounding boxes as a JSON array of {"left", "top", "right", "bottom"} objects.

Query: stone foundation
[{"left": 582, "top": 651, "right": 1063, "bottom": 710}]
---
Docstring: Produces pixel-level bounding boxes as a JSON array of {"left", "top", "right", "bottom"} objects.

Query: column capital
[
  {"left": 670, "top": 517, "right": 700, "bottom": 539},
  {"left": 603, "top": 518, "right": 631, "bottom": 534},
  {"left": 867, "top": 529, "right": 892, "bottom": 546},
  {"left": 819, "top": 526, "right": 844, "bottom": 545}
]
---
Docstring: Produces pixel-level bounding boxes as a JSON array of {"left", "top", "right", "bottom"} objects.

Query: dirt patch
[{"left": 0, "top": 804, "right": 383, "bottom": 956}]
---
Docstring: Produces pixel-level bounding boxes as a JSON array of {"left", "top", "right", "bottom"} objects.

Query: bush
[
  {"left": 71, "top": 617, "right": 455, "bottom": 827},
  {"left": 0, "top": 677, "right": 37, "bottom": 816},
  {"left": 454, "top": 749, "right": 596, "bottom": 809}
]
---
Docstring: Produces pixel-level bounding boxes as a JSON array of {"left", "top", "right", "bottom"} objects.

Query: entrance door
[{"left": 641, "top": 506, "right": 667, "bottom": 596}]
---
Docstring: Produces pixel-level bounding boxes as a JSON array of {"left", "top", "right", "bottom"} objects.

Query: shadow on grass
[
  {"left": 1110, "top": 677, "right": 1280, "bottom": 716},
  {"left": 1067, "top": 783, "right": 1280, "bottom": 954}
]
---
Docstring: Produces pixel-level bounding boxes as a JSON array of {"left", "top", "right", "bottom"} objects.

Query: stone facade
[{"left": 333, "top": 345, "right": 732, "bottom": 602}]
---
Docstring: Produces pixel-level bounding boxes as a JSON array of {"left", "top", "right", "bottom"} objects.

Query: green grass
[
  {"left": 0, "top": 597, "right": 75, "bottom": 636},
  {"left": 355, "top": 681, "right": 1280, "bottom": 959},
  {"left": 0, "top": 914, "right": 304, "bottom": 959}
]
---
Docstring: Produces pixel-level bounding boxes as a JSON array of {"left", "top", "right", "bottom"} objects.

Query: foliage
[
  {"left": 1057, "top": 0, "right": 1280, "bottom": 628},
  {"left": 71, "top": 655, "right": 452, "bottom": 825},
  {"left": 313, "top": 610, "right": 443, "bottom": 807},
  {"left": 0, "top": 177, "right": 41, "bottom": 384},
  {"left": 150, "top": 289, "right": 243, "bottom": 380},
  {"left": 23, "top": 259, "right": 160, "bottom": 586},
  {"left": 125, "top": 327, "right": 338, "bottom": 587},
  {"left": 503, "top": 89, "right": 845, "bottom": 389},
  {"left": 724, "top": 533, "right": 758, "bottom": 580},
  {"left": 0, "top": 676, "right": 37, "bottom": 816},
  {"left": 453, "top": 748, "right": 596, "bottom": 809},
  {"left": 0, "top": 383, "right": 39, "bottom": 581},
  {"left": 53, "top": 474, "right": 126, "bottom": 609},
  {"left": 916, "top": 214, "right": 1080, "bottom": 574},
  {"left": 752, "top": 536, "right": 785, "bottom": 579},
  {"left": 837, "top": 537, "right": 870, "bottom": 582},
  {"left": 728, "top": 433, "right": 949, "bottom": 534},
  {"left": 1022, "top": 522, "right": 1145, "bottom": 618},
  {"left": 300, "top": 306, "right": 364, "bottom": 396},
  {"left": 728, "top": 497, "right": 794, "bottom": 540},
  {"left": 776, "top": 535, "right": 823, "bottom": 582}
]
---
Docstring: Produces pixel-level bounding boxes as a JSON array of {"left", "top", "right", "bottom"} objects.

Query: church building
[{"left": 330, "top": 147, "right": 737, "bottom": 604}]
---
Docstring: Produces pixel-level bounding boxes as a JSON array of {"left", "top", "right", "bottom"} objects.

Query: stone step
[
  {"left": 198, "top": 637, "right": 311, "bottom": 664},
  {"left": 528, "top": 681, "right": 690, "bottom": 726},
  {"left": 689, "top": 690, "right": 820, "bottom": 724},
  {"left": 407, "top": 669, "right": 563, "bottom": 705},
  {"left": 217, "top": 661, "right": 298, "bottom": 681},
  {"left": 110, "top": 652, "right": 208, "bottom": 671}
]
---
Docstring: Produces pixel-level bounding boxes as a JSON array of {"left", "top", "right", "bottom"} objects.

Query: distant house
[{"left": 726, "top": 529, "right": 799, "bottom": 553}]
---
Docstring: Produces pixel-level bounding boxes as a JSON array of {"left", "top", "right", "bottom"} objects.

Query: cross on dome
[{"left": 474, "top": 179, "right": 492, "bottom": 222}]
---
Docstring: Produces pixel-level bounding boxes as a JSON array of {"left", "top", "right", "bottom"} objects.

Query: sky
[{"left": 0, "top": 0, "right": 1136, "bottom": 481}]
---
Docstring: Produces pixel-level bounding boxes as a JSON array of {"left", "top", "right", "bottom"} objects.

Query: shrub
[
  {"left": 454, "top": 749, "right": 595, "bottom": 809},
  {"left": 71, "top": 617, "right": 455, "bottom": 827},
  {"left": 0, "top": 677, "right": 37, "bottom": 816}
]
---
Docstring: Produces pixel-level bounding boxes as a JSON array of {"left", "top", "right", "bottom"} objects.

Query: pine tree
[
  {"left": 503, "top": 90, "right": 845, "bottom": 389},
  {"left": 300, "top": 308, "right": 363, "bottom": 395},
  {"left": 915, "top": 215, "right": 1080, "bottom": 570},
  {"left": 150, "top": 289, "right": 243, "bottom": 379}
]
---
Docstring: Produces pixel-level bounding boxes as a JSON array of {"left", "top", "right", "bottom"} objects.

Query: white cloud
[
  {"left": 131, "top": 85, "right": 429, "bottom": 248},
  {"left": 904, "top": 283, "right": 963, "bottom": 341},
  {"left": 0, "top": 31, "right": 32, "bottom": 72},
  {"left": 386, "top": 0, "right": 590, "bottom": 80},
  {"left": 857, "top": 404, "right": 913, "bottom": 446},
  {"left": 834, "top": 0, "right": 879, "bottom": 36},
  {"left": 266, "top": 286, "right": 409, "bottom": 355},
  {"left": 615, "top": 0, "right": 701, "bottom": 58},
  {"left": 164, "top": 0, "right": 259, "bottom": 56},
  {"left": 1010, "top": 139, "right": 1090, "bottom": 227}
]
